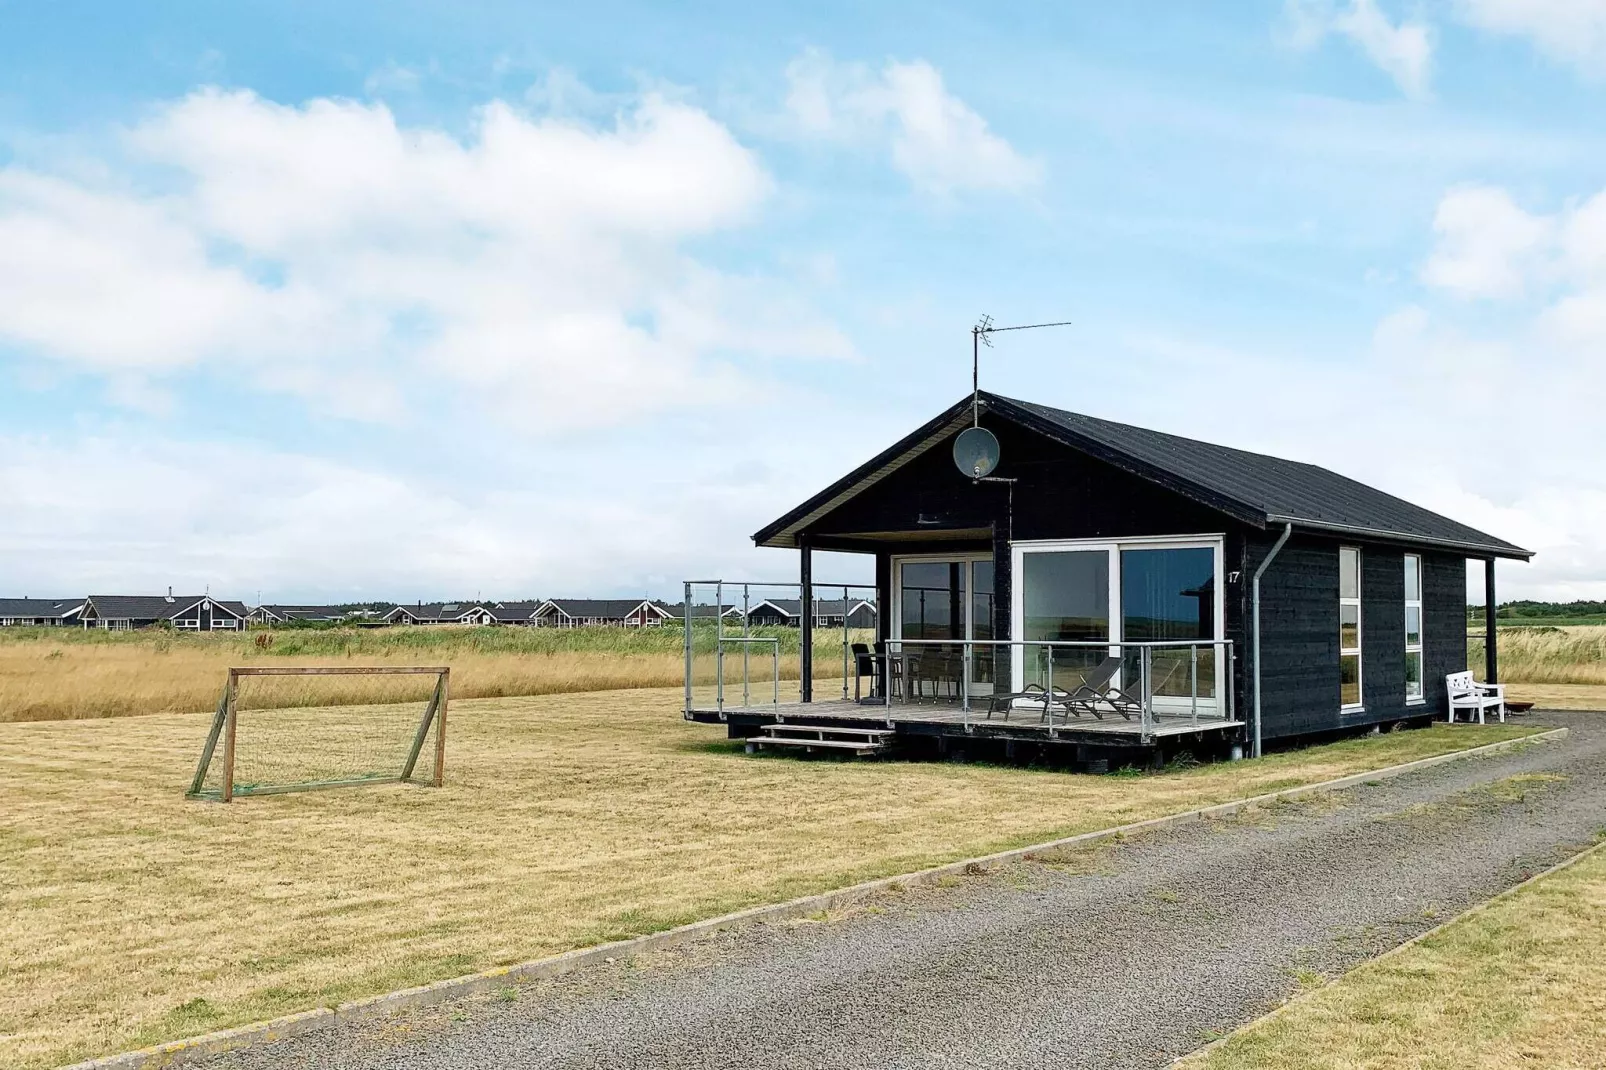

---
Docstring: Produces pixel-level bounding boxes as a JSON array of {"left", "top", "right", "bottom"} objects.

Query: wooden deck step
[
  {"left": 746, "top": 724, "right": 892, "bottom": 757},
  {"left": 765, "top": 724, "right": 890, "bottom": 739}
]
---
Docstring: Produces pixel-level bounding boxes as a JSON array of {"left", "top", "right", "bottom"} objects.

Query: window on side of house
[
  {"left": 1404, "top": 553, "right": 1424, "bottom": 702},
  {"left": 1340, "top": 546, "right": 1363, "bottom": 708}
]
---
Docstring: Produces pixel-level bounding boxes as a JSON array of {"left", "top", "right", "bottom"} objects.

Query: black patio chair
[
  {"left": 851, "top": 642, "right": 878, "bottom": 702},
  {"left": 1062, "top": 657, "right": 1182, "bottom": 723}
]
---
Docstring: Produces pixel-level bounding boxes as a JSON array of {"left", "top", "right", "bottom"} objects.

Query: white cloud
[
  {"left": 1102, "top": 175, "right": 1606, "bottom": 601},
  {"left": 1420, "top": 184, "right": 1606, "bottom": 301},
  {"left": 1455, "top": 0, "right": 1606, "bottom": 74},
  {"left": 1354, "top": 183, "right": 1606, "bottom": 597},
  {"left": 784, "top": 49, "right": 1041, "bottom": 195},
  {"left": 0, "top": 88, "right": 851, "bottom": 429},
  {"left": 0, "top": 431, "right": 844, "bottom": 600},
  {"left": 1284, "top": 0, "right": 1434, "bottom": 97},
  {"left": 1420, "top": 185, "right": 1555, "bottom": 297}
]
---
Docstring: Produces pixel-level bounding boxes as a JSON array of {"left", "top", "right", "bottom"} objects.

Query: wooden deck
[{"left": 687, "top": 698, "right": 1243, "bottom": 742}]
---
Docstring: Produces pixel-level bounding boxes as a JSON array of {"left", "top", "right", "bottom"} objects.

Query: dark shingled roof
[
  {"left": 387, "top": 602, "right": 492, "bottom": 622},
  {"left": 85, "top": 595, "right": 248, "bottom": 621},
  {"left": 754, "top": 391, "right": 1531, "bottom": 559},
  {"left": 255, "top": 604, "right": 362, "bottom": 621},
  {"left": 748, "top": 598, "right": 877, "bottom": 618},
  {"left": 539, "top": 598, "right": 672, "bottom": 619},
  {"left": 486, "top": 600, "right": 542, "bottom": 622},
  {"left": 0, "top": 597, "right": 83, "bottom": 619}
]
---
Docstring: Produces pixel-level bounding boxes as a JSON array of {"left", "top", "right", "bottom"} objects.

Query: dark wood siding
[
  {"left": 1248, "top": 536, "right": 1468, "bottom": 739},
  {"left": 1359, "top": 545, "right": 1406, "bottom": 724},
  {"left": 1422, "top": 553, "right": 1468, "bottom": 717},
  {"left": 1245, "top": 533, "right": 1341, "bottom": 740}
]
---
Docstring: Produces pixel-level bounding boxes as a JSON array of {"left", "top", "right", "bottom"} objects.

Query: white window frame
[
  {"left": 1009, "top": 534, "right": 1226, "bottom": 710},
  {"left": 1404, "top": 553, "right": 1424, "bottom": 704},
  {"left": 1340, "top": 546, "right": 1364, "bottom": 711},
  {"left": 890, "top": 552, "right": 996, "bottom": 646}
]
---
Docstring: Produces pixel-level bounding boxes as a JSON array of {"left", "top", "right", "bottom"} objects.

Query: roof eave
[
  {"left": 1267, "top": 515, "right": 1533, "bottom": 560},
  {"left": 752, "top": 396, "right": 980, "bottom": 549}
]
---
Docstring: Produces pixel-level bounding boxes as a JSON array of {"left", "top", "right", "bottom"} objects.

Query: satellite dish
[{"left": 953, "top": 426, "right": 1001, "bottom": 479}]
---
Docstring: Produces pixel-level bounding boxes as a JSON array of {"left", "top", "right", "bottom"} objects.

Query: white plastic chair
[{"left": 1446, "top": 671, "right": 1505, "bottom": 724}]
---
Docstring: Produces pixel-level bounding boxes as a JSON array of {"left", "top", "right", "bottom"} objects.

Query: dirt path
[{"left": 207, "top": 711, "right": 1606, "bottom": 1070}]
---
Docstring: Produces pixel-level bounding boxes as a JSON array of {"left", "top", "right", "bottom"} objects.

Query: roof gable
[{"left": 754, "top": 392, "right": 1530, "bottom": 559}]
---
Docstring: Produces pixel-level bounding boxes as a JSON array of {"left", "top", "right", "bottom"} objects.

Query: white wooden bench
[{"left": 1446, "top": 670, "right": 1506, "bottom": 724}]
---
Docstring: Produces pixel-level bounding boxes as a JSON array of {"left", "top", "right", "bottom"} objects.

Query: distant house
[
  {"left": 532, "top": 599, "right": 675, "bottom": 627},
  {"left": 248, "top": 604, "right": 371, "bottom": 625},
  {"left": 81, "top": 593, "right": 248, "bottom": 631},
  {"left": 485, "top": 600, "right": 543, "bottom": 625},
  {"left": 0, "top": 598, "right": 85, "bottom": 627},
  {"left": 384, "top": 602, "right": 496, "bottom": 626},
  {"left": 658, "top": 602, "right": 744, "bottom": 622},
  {"left": 744, "top": 598, "right": 878, "bottom": 628}
]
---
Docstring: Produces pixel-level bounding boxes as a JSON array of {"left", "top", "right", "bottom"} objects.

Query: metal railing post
[
  {"left": 885, "top": 640, "right": 894, "bottom": 710},
  {"left": 715, "top": 581, "right": 724, "bottom": 714},
  {"left": 962, "top": 639, "right": 971, "bottom": 723},
  {"left": 1045, "top": 645, "right": 1055, "bottom": 738},
  {"left": 1141, "top": 646, "right": 1153, "bottom": 744},
  {"left": 741, "top": 583, "right": 750, "bottom": 708},
  {"left": 842, "top": 585, "right": 850, "bottom": 702},
  {"left": 1226, "top": 643, "right": 1236, "bottom": 725},
  {"left": 682, "top": 581, "right": 693, "bottom": 717},
  {"left": 1190, "top": 643, "right": 1199, "bottom": 726}
]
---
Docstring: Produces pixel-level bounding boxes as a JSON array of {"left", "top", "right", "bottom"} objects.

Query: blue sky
[{"left": 2, "top": 1, "right": 1604, "bottom": 602}]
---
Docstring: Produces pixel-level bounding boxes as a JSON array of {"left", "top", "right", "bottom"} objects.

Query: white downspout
[{"left": 1252, "top": 522, "right": 1294, "bottom": 759}]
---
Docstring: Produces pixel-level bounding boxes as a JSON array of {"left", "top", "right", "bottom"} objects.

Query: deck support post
[
  {"left": 992, "top": 517, "right": 1012, "bottom": 699},
  {"left": 800, "top": 536, "right": 814, "bottom": 703},
  {"left": 1485, "top": 557, "right": 1498, "bottom": 684}
]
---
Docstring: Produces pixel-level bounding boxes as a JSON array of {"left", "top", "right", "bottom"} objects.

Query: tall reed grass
[
  {"left": 0, "top": 625, "right": 864, "bottom": 722},
  {"left": 1469, "top": 625, "right": 1606, "bottom": 685}
]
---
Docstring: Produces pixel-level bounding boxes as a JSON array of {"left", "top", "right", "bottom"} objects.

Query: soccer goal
[{"left": 186, "top": 666, "right": 449, "bottom": 801}]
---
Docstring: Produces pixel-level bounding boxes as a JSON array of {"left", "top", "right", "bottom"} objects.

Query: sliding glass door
[
  {"left": 1013, "top": 538, "right": 1223, "bottom": 712},
  {"left": 1120, "top": 546, "right": 1217, "bottom": 705},
  {"left": 1020, "top": 547, "right": 1109, "bottom": 689},
  {"left": 894, "top": 555, "right": 995, "bottom": 698}
]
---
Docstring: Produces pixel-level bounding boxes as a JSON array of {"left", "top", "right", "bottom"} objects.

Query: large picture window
[
  {"left": 1011, "top": 537, "right": 1223, "bottom": 710},
  {"left": 1340, "top": 546, "right": 1363, "bottom": 708},
  {"left": 1404, "top": 553, "right": 1423, "bottom": 702}
]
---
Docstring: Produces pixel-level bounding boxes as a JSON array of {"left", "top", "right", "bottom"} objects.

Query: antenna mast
[{"left": 970, "top": 315, "right": 1074, "bottom": 426}]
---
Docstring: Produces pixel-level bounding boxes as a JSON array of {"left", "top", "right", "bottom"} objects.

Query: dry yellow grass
[
  {"left": 0, "top": 687, "right": 1538, "bottom": 1069},
  {"left": 1471, "top": 625, "right": 1606, "bottom": 686},
  {"left": 0, "top": 630, "right": 844, "bottom": 722},
  {"left": 1179, "top": 844, "right": 1606, "bottom": 1069}
]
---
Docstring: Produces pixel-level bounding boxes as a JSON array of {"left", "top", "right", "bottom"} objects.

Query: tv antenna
[{"left": 956, "top": 314, "right": 1073, "bottom": 479}]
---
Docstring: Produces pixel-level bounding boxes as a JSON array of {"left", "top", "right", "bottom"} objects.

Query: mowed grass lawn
[
  {"left": 0, "top": 688, "right": 1539, "bottom": 1069},
  {"left": 1182, "top": 843, "right": 1606, "bottom": 1069}
]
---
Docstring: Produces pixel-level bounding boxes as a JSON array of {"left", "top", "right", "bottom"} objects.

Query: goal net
[{"left": 186, "top": 666, "right": 449, "bottom": 801}]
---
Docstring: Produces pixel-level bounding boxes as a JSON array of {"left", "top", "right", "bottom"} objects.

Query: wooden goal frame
[{"left": 186, "top": 666, "right": 449, "bottom": 802}]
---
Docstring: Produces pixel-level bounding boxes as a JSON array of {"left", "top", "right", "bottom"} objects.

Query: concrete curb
[
  {"left": 1172, "top": 813, "right": 1606, "bottom": 1066},
  {"left": 63, "top": 726, "right": 1567, "bottom": 1069}
]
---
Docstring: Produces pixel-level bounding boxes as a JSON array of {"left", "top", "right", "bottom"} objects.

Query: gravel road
[{"left": 205, "top": 711, "right": 1606, "bottom": 1070}]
